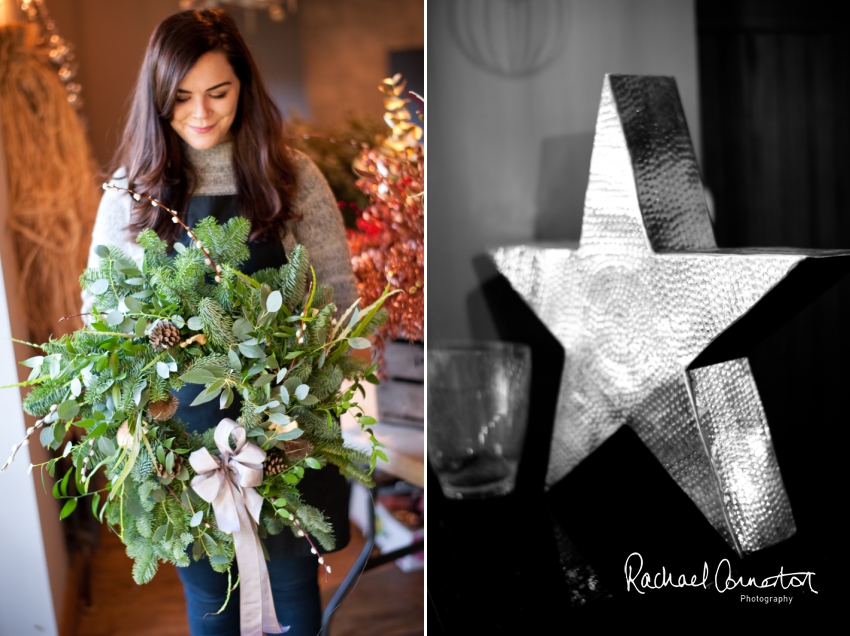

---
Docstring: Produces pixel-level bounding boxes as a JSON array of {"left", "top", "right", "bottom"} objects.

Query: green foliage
[
  {"left": 356, "top": 307, "right": 389, "bottom": 337},
  {"left": 198, "top": 298, "right": 236, "bottom": 349},
  {"left": 193, "top": 216, "right": 251, "bottom": 269},
  {"left": 295, "top": 503, "right": 335, "bottom": 552},
  {"left": 307, "top": 365, "right": 344, "bottom": 401},
  {"left": 22, "top": 381, "right": 67, "bottom": 417},
  {"left": 10, "top": 216, "right": 394, "bottom": 586},
  {"left": 279, "top": 245, "right": 309, "bottom": 311}
]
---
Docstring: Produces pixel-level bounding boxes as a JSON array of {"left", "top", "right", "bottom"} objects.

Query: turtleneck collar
[{"left": 182, "top": 140, "right": 237, "bottom": 196}]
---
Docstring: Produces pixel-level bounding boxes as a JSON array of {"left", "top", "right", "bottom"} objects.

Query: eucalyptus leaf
[
  {"left": 70, "top": 378, "right": 82, "bottom": 398},
  {"left": 53, "top": 421, "right": 66, "bottom": 447},
  {"left": 268, "top": 413, "right": 291, "bottom": 426},
  {"left": 238, "top": 342, "right": 265, "bottom": 358},
  {"left": 227, "top": 348, "right": 242, "bottom": 371},
  {"left": 190, "top": 381, "right": 224, "bottom": 406},
  {"left": 220, "top": 386, "right": 233, "bottom": 410},
  {"left": 266, "top": 290, "right": 283, "bottom": 312},
  {"left": 233, "top": 317, "right": 253, "bottom": 340},
  {"left": 171, "top": 315, "right": 185, "bottom": 329},
  {"left": 294, "top": 384, "right": 309, "bottom": 400},
  {"left": 94, "top": 245, "right": 110, "bottom": 258},
  {"left": 152, "top": 525, "right": 167, "bottom": 542},
  {"left": 348, "top": 337, "right": 371, "bottom": 349},
  {"left": 274, "top": 427, "right": 304, "bottom": 441},
  {"left": 124, "top": 296, "right": 143, "bottom": 313},
  {"left": 98, "top": 436, "right": 116, "bottom": 457},
  {"left": 299, "top": 394, "right": 319, "bottom": 406},
  {"left": 90, "top": 279, "right": 109, "bottom": 295},
  {"left": 187, "top": 316, "right": 203, "bottom": 331},
  {"left": 133, "top": 382, "right": 146, "bottom": 406},
  {"left": 190, "top": 510, "right": 204, "bottom": 527},
  {"left": 156, "top": 362, "right": 170, "bottom": 379},
  {"left": 246, "top": 361, "right": 265, "bottom": 375},
  {"left": 57, "top": 399, "right": 80, "bottom": 420},
  {"left": 119, "top": 317, "right": 136, "bottom": 334},
  {"left": 106, "top": 310, "right": 124, "bottom": 326},
  {"left": 173, "top": 241, "right": 186, "bottom": 254},
  {"left": 89, "top": 421, "right": 107, "bottom": 438},
  {"left": 180, "top": 369, "right": 217, "bottom": 384},
  {"left": 253, "top": 373, "right": 274, "bottom": 388}
]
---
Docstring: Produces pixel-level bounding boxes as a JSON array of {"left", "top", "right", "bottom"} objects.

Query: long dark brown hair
[{"left": 113, "top": 9, "right": 298, "bottom": 244}]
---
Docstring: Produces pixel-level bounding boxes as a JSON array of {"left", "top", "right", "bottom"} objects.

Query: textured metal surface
[{"left": 491, "top": 75, "right": 850, "bottom": 555}]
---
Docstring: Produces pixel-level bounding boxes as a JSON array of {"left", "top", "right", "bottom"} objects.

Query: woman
[{"left": 84, "top": 9, "right": 357, "bottom": 635}]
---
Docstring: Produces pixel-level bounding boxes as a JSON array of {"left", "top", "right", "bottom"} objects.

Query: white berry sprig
[{"left": 102, "top": 183, "right": 224, "bottom": 282}]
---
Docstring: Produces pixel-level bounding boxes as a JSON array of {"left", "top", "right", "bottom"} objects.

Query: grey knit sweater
[{"left": 82, "top": 142, "right": 357, "bottom": 315}]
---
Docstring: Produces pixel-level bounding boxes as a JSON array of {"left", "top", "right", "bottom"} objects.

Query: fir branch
[
  {"left": 279, "top": 245, "right": 310, "bottom": 311},
  {"left": 198, "top": 298, "right": 236, "bottom": 349}
]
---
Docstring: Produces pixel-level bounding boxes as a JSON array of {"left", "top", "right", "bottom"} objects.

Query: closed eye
[{"left": 175, "top": 91, "right": 229, "bottom": 103}]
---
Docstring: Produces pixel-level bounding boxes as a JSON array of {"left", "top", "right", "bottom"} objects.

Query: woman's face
[{"left": 170, "top": 51, "right": 241, "bottom": 150}]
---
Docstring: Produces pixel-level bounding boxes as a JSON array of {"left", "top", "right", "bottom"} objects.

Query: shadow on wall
[
  {"left": 463, "top": 132, "right": 592, "bottom": 340},
  {"left": 534, "top": 131, "right": 594, "bottom": 242},
  {"left": 468, "top": 254, "right": 565, "bottom": 494}
]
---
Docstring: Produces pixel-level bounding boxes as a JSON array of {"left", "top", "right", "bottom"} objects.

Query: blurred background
[
  {"left": 428, "top": 0, "right": 848, "bottom": 630},
  {"left": 0, "top": 1, "right": 423, "bottom": 635}
]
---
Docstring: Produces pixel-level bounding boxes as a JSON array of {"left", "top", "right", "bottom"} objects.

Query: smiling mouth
[{"left": 189, "top": 124, "right": 215, "bottom": 134}]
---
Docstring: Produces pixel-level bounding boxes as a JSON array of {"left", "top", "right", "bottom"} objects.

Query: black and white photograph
[{"left": 428, "top": 0, "right": 848, "bottom": 631}]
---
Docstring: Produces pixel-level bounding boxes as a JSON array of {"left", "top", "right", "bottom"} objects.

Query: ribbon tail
[{"left": 233, "top": 500, "right": 286, "bottom": 635}]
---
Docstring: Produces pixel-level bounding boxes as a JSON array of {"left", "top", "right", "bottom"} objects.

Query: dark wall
[{"left": 698, "top": 0, "right": 849, "bottom": 606}]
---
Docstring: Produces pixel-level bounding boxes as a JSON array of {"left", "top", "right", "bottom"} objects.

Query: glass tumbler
[{"left": 427, "top": 341, "right": 531, "bottom": 499}]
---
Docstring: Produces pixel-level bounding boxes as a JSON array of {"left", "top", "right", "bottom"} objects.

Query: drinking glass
[{"left": 428, "top": 341, "right": 531, "bottom": 499}]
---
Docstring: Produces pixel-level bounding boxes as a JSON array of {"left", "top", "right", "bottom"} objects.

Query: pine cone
[
  {"left": 149, "top": 320, "right": 181, "bottom": 351},
  {"left": 148, "top": 395, "right": 179, "bottom": 421},
  {"left": 264, "top": 449, "right": 287, "bottom": 476},
  {"left": 156, "top": 452, "right": 184, "bottom": 479},
  {"left": 283, "top": 439, "right": 314, "bottom": 463}
]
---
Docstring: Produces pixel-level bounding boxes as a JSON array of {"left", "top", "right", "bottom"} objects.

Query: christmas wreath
[{"left": 3, "top": 206, "right": 393, "bottom": 588}]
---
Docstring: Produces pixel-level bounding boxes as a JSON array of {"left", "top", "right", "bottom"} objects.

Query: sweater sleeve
[
  {"left": 80, "top": 171, "right": 143, "bottom": 316},
  {"left": 285, "top": 150, "right": 359, "bottom": 315}
]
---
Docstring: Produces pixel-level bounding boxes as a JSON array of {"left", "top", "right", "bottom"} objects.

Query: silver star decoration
[{"left": 492, "top": 75, "right": 850, "bottom": 555}]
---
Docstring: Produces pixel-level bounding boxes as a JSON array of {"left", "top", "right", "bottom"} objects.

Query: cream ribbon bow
[{"left": 189, "top": 418, "right": 288, "bottom": 635}]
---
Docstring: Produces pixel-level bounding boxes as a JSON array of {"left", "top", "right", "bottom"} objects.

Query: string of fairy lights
[
  {"left": 21, "top": 0, "right": 83, "bottom": 111},
  {"left": 101, "top": 182, "right": 224, "bottom": 281}
]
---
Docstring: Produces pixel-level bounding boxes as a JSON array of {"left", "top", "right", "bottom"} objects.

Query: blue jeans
[{"left": 177, "top": 553, "right": 322, "bottom": 636}]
